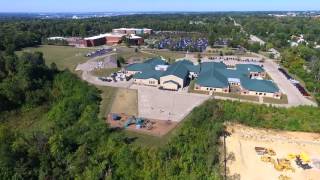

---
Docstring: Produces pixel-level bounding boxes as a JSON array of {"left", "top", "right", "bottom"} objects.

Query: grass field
[
  {"left": 110, "top": 88, "right": 138, "bottom": 116},
  {"left": 142, "top": 49, "right": 186, "bottom": 60},
  {"left": 263, "top": 94, "right": 288, "bottom": 104},
  {"left": 213, "top": 92, "right": 260, "bottom": 102},
  {"left": 18, "top": 45, "right": 93, "bottom": 72},
  {"left": 116, "top": 46, "right": 156, "bottom": 62},
  {"left": 96, "top": 86, "right": 118, "bottom": 119}
]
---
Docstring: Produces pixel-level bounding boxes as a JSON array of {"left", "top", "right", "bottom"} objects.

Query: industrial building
[
  {"left": 112, "top": 28, "right": 153, "bottom": 35},
  {"left": 127, "top": 34, "right": 144, "bottom": 46},
  {"left": 126, "top": 58, "right": 281, "bottom": 99},
  {"left": 83, "top": 33, "right": 126, "bottom": 47}
]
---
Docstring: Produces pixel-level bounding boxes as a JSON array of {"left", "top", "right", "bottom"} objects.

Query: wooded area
[{"left": 1, "top": 13, "right": 320, "bottom": 179}]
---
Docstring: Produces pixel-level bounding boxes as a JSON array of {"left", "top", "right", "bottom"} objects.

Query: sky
[{"left": 0, "top": 0, "right": 320, "bottom": 13}]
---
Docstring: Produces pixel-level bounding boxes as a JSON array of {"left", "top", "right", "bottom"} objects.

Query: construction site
[{"left": 225, "top": 124, "right": 320, "bottom": 180}]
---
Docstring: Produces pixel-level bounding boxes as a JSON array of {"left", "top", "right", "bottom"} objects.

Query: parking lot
[
  {"left": 261, "top": 57, "right": 317, "bottom": 107},
  {"left": 133, "top": 85, "right": 209, "bottom": 122}
]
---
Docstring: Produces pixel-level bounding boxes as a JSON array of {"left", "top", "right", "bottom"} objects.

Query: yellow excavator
[
  {"left": 255, "top": 147, "right": 276, "bottom": 156},
  {"left": 287, "top": 153, "right": 311, "bottom": 163},
  {"left": 260, "top": 156, "right": 295, "bottom": 172}
]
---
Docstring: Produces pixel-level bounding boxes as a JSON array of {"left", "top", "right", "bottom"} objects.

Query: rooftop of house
[
  {"left": 197, "top": 67, "right": 229, "bottom": 88},
  {"left": 236, "top": 64, "right": 264, "bottom": 73},
  {"left": 161, "top": 61, "right": 190, "bottom": 79},
  {"left": 240, "top": 78, "right": 280, "bottom": 93}
]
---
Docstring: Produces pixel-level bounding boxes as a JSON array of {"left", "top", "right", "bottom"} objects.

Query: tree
[{"left": 117, "top": 56, "right": 126, "bottom": 68}]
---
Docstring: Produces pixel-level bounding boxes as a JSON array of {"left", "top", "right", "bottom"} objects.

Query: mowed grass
[
  {"left": 116, "top": 46, "right": 156, "bottom": 62},
  {"left": 96, "top": 86, "right": 118, "bottom": 119},
  {"left": 263, "top": 94, "right": 288, "bottom": 104},
  {"left": 110, "top": 88, "right": 138, "bottom": 116},
  {"left": 213, "top": 92, "right": 260, "bottom": 102},
  {"left": 142, "top": 49, "right": 186, "bottom": 60},
  {"left": 18, "top": 45, "right": 94, "bottom": 72}
]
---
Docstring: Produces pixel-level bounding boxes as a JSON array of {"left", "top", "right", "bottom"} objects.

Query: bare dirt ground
[
  {"left": 225, "top": 124, "right": 320, "bottom": 180},
  {"left": 110, "top": 88, "right": 138, "bottom": 116},
  {"left": 107, "top": 113, "right": 178, "bottom": 137}
]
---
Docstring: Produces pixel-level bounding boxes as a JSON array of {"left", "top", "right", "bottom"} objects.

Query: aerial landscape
[{"left": 1, "top": 0, "right": 320, "bottom": 179}]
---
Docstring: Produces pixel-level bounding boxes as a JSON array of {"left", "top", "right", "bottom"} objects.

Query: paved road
[{"left": 254, "top": 53, "right": 317, "bottom": 107}]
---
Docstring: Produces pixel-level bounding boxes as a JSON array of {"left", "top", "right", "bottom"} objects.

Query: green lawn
[
  {"left": 116, "top": 46, "right": 156, "bottom": 61},
  {"left": 263, "top": 94, "right": 288, "bottom": 104},
  {"left": 17, "top": 45, "right": 94, "bottom": 72},
  {"left": 142, "top": 49, "right": 185, "bottom": 60},
  {"left": 213, "top": 92, "right": 259, "bottom": 102},
  {"left": 96, "top": 86, "right": 118, "bottom": 119}
]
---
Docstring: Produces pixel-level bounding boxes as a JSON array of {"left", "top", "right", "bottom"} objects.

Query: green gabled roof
[
  {"left": 144, "top": 58, "right": 166, "bottom": 67},
  {"left": 196, "top": 68, "right": 229, "bottom": 88},
  {"left": 127, "top": 63, "right": 152, "bottom": 71},
  {"left": 162, "top": 62, "right": 189, "bottom": 79},
  {"left": 200, "top": 62, "right": 227, "bottom": 73},
  {"left": 217, "top": 68, "right": 247, "bottom": 79},
  {"left": 236, "top": 64, "right": 264, "bottom": 73},
  {"left": 241, "top": 78, "right": 279, "bottom": 93},
  {"left": 186, "top": 64, "right": 200, "bottom": 73},
  {"left": 133, "top": 69, "right": 163, "bottom": 80}
]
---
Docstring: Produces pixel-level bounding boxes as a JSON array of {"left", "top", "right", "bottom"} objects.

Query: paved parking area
[
  {"left": 260, "top": 57, "right": 317, "bottom": 107},
  {"left": 134, "top": 85, "right": 209, "bottom": 122}
]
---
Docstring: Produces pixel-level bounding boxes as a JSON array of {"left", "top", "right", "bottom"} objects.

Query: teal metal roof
[
  {"left": 133, "top": 69, "right": 163, "bottom": 80},
  {"left": 217, "top": 68, "right": 247, "bottom": 79},
  {"left": 176, "top": 59, "right": 194, "bottom": 66},
  {"left": 162, "top": 62, "right": 189, "bottom": 79},
  {"left": 200, "top": 62, "right": 227, "bottom": 73},
  {"left": 241, "top": 78, "right": 279, "bottom": 93},
  {"left": 127, "top": 63, "right": 152, "bottom": 72},
  {"left": 196, "top": 68, "right": 229, "bottom": 88},
  {"left": 144, "top": 58, "right": 166, "bottom": 67},
  {"left": 186, "top": 64, "right": 200, "bottom": 73},
  {"left": 236, "top": 64, "right": 264, "bottom": 73}
]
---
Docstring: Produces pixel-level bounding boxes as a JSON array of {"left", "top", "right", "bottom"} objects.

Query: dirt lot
[
  {"left": 225, "top": 124, "right": 320, "bottom": 180},
  {"left": 107, "top": 114, "right": 178, "bottom": 137},
  {"left": 110, "top": 88, "right": 138, "bottom": 116}
]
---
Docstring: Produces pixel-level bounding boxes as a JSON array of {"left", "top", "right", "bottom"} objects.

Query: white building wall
[
  {"left": 134, "top": 78, "right": 158, "bottom": 86},
  {"left": 160, "top": 75, "right": 184, "bottom": 88}
]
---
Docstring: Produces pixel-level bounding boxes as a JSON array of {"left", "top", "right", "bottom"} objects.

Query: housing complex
[{"left": 125, "top": 58, "right": 281, "bottom": 99}]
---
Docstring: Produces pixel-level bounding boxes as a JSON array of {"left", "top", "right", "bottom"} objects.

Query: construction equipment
[
  {"left": 274, "top": 159, "right": 295, "bottom": 172},
  {"left": 255, "top": 147, "right": 276, "bottom": 156},
  {"left": 279, "top": 175, "right": 291, "bottom": 180},
  {"left": 287, "top": 153, "right": 311, "bottom": 163},
  {"left": 295, "top": 157, "right": 312, "bottom": 170},
  {"left": 287, "top": 152, "right": 312, "bottom": 170},
  {"left": 261, "top": 155, "right": 275, "bottom": 163}
]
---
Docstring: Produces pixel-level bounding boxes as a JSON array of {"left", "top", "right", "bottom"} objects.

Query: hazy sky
[{"left": 1, "top": 0, "right": 319, "bottom": 12}]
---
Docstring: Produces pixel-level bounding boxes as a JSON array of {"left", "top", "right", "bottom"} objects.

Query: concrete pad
[{"left": 136, "top": 86, "right": 209, "bottom": 122}]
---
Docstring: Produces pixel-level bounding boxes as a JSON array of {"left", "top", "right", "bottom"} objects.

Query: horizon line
[{"left": 0, "top": 10, "right": 320, "bottom": 14}]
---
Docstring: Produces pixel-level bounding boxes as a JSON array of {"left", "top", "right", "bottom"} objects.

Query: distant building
[
  {"left": 112, "top": 28, "right": 153, "bottom": 35},
  {"left": 249, "top": 35, "right": 266, "bottom": 46},
  {"left": 84, "top": 33, "right": 110, "bottom": 47},
  {"left": 127, "top": 34, "right": 144, "bottom": 45}
]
